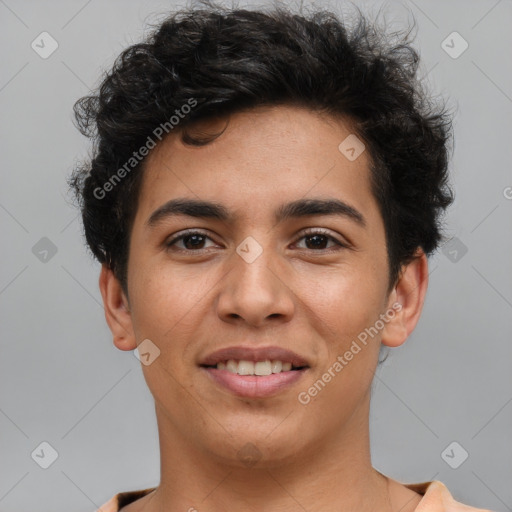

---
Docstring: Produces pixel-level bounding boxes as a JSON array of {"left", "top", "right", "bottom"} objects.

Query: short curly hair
[{"left": 69, "top": 0, "right": 454, "bottom": 295}]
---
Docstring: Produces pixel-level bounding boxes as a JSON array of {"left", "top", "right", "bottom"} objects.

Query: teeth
[
  {"left": 238, "top": 360, "right": 254, "bottom": 375},
  {"left": 226, "top": 360, "right": 238, "bottom": 373},
  {"left": 271, "top": 360, "right": 282, "bottom": 373},
  {"left": 218, "top": 359, "right": 298, "bottom": 375},
  {"left": 255, "top": 361, "right": 272, "bottom": 376}
]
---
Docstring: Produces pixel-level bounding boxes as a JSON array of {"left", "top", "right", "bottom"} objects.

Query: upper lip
[{"left": 200, "top": 346, "right": 310, "bottom": 368}]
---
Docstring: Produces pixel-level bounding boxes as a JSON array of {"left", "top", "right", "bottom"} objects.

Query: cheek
[
  {"left": 299, "top": 264, "right": 385, "bottom": 348},
  {"left": 127, "top": 260, "right": 217, "bottom": 366},
  {"left": 127, "top": 261, "right": 180, "bottom": 349},
  {"left": 127, "top": 267, "right": 199, "bottom": 402},
  {"left": 294, "top": 264, "right": 385, "bottom": 410},
  {"left": 128, "top": 256, "right": 186, "bottom": 325},
  {"left": 297, "top": 273, "right": 383, "bottom": 422}
]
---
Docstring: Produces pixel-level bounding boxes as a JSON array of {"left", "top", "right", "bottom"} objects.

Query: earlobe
[
  {"left": 381, "top": 249, "right": 429, "bottom": 348},
  {"left": 98, "top": 265, "right": 137, "bottom": 351}
]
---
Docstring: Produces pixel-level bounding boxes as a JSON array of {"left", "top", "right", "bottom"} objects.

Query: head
[{"left": 70, "top": 2, "right": 453, "bottom": 466}]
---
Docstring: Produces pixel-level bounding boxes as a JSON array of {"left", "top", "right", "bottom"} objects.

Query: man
[{"left": 70, "top": 2, "right": 492, "bottom": 510}]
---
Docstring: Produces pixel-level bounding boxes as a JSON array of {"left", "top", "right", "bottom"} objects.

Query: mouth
[
  {"left": 201, "top": 359, "right": 307, "bottom": 375},
  {"left": 199, "top": 346, "right": 310, "bottom": 398}
]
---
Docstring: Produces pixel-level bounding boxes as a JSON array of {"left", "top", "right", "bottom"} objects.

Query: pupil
[
  {"left": 185, "top": 235, "right": 204, "bottom": 249},
  {"left": 182, "top": 234, "right": 328, "bottom": 250},
  {"left": 306, "top": 235, "right": 327, "bottom": 249}
]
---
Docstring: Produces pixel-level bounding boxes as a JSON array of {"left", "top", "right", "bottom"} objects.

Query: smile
[
  {"left": 199, "top": 345, "right": 310, "bottom": 398},
  {"left": 205, "top": 359, "right": 306, "bottom": 375}
]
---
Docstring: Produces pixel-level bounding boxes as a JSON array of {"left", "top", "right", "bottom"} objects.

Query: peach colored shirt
[{"left": 96, "top": 480, "right": 494, "bottom": 511}]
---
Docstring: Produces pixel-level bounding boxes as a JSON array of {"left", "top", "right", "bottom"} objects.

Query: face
[{"left": 106, "top": 105, "right": 420, "bottom": 468}]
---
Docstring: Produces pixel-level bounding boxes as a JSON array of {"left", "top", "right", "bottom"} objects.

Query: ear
[
  {"left": 99, "top": 264, "right": 137, "bottom": 351},
  {"left": 381, "top": 249, "right": 429, "bottom": 348}
]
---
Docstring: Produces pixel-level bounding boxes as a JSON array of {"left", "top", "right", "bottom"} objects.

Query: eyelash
[{"left": 165, "top": 228, "right": 348, "bottom": 253}]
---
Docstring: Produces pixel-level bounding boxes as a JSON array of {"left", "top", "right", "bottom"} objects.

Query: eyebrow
[{"left": 145, "top": 197, "right": 366, "bottom": 229}]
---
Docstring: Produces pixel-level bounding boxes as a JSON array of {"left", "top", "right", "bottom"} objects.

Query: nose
[{"left": 215, "top": 243, "right": 295, "bottom": 328}]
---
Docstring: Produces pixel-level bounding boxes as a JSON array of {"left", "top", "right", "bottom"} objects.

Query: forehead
[{"left": 135, "top": 105, "right": 380, "bottom": 230}]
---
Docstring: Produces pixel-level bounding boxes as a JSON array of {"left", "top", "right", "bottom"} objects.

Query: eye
[
  {"left": 165, "top": 228, "right": 348, "bottom": 253},
  {"left": 293, "top": 228, "right": 348, "bottom": 252},
  {"left": 165, "top": 230, "right": 216, "bottom": 252}
]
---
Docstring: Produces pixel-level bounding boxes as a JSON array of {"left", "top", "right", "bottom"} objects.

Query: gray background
[{"left": 1, "top": 0, "right": 511, "bottom": 510}]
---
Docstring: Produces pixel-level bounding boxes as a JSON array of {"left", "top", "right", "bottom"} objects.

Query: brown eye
[
  {"left": 294, "top": 229, "right": 347, "bottom": 251},
  {"left": 165, "top": 230, "right": 215, "bottom": 251}
]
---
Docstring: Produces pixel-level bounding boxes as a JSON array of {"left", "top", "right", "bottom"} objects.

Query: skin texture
[{"left": 100, "top": 105, "right": 429, "bottom": 511}]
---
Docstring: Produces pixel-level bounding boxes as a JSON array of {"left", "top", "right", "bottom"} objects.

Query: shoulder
[
  {"left": 96, "top": 494, "right": 118, "bottom": 512},
  {"left": 96, "top": 487, "right": 157, "bottom": 512},
  {"left": 410, "top": 480, "right": 495, "bottom": 512},
  {"left": 96, "top": 481, "right": 494, "bottom": 512}
]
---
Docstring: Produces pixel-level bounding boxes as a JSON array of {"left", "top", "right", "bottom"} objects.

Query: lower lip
[{"left": 201, "top": 367, "right": 307, "bottom": 398}]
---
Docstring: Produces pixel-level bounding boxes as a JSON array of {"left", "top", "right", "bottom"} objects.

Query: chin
[{"left": 200, "top": 421, "right": 306, "bottom": 469}]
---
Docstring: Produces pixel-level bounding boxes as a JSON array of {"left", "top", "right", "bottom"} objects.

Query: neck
[{"left": 145, "top": 395, "right": 393, "bottom": 512}]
